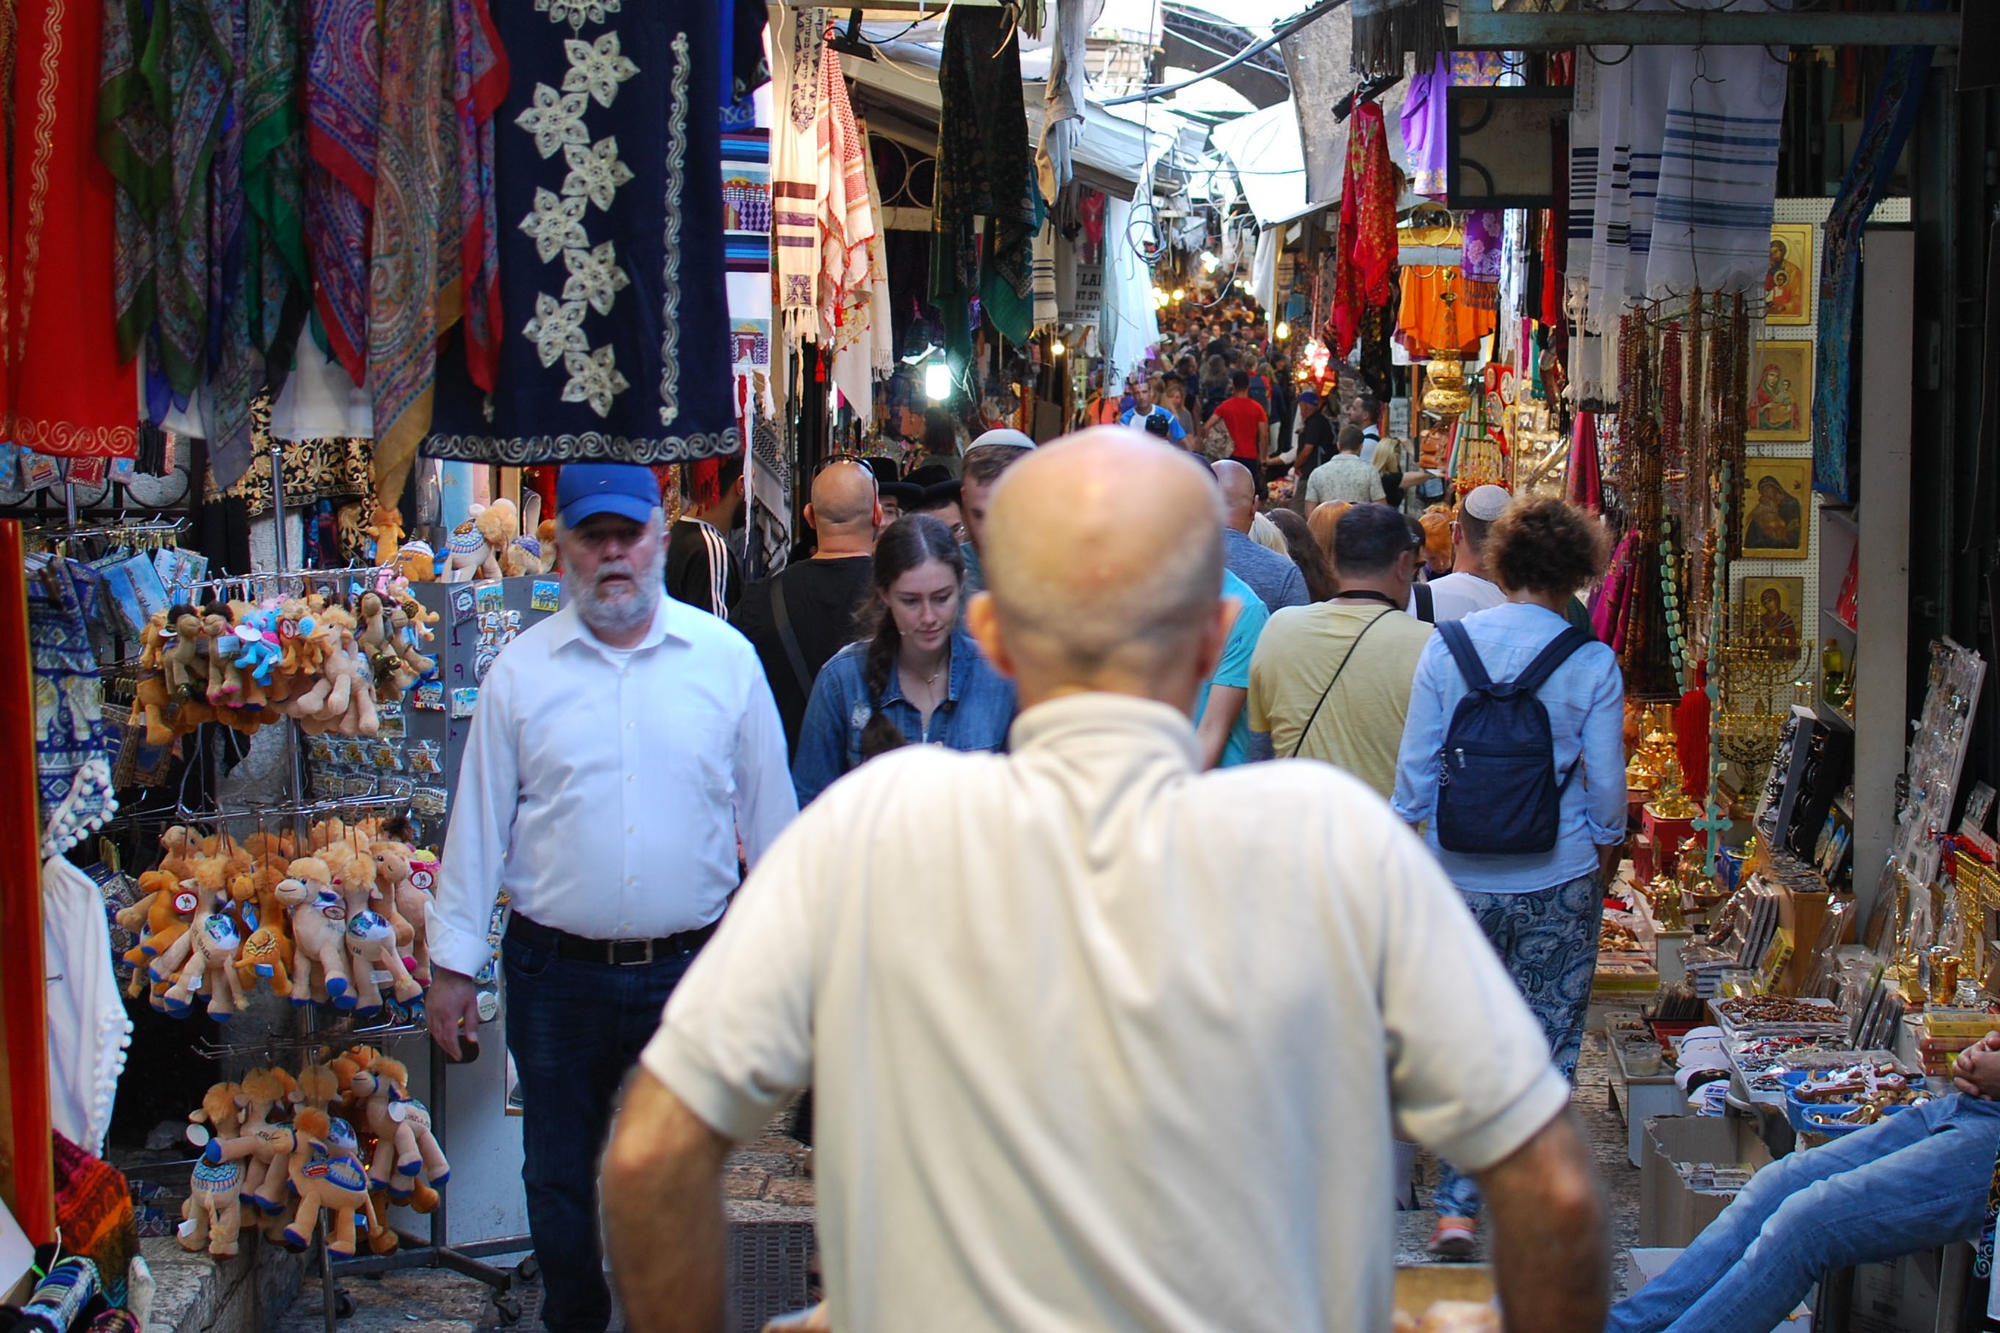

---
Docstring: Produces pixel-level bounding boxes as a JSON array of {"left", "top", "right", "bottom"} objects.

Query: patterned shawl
[
  {"left": 817, "top": 44, "right": 873, "bottom": 345},
  {"left": 305, "top": 0, "right": 380, "bottom": 387},
  {"left": 153, "top": 0, "right": 229, "bottom": 402},
  {"left": 369, "top": 0, "right": 456, "bottom": 506},
  {"left": 99, "top": 0, "right": 169, "bottom": 365},
  {"left": 772, "top": 7, "right": 824, "bottom": 343},
  {"left": 449, "top": 0, "right": 507, "bottom": 392},
  {"left": 1330, "top": 102, "right": 1396, "bottom": 358},
  {"left": 243, "top": 0, "right": 306, "bottom": 357}
]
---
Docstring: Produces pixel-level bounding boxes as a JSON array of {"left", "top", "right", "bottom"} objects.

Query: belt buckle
[{"left": 610, "top": 938, "right": 655, "bottom": 966}]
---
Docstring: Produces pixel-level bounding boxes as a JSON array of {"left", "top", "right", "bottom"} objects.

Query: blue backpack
[{"left": 1433, "top": 621, "right": 1591, "bottom": 855}]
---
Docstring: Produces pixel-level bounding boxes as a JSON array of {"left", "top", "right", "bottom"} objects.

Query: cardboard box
[
  {"left": 1831, "top": 1242, "right": 1970, "bottom": 1333},
  {"left": 1639, "top": 1116, "right": 1773, "bottom": 1248},
  {"left": 1394, "top": 1264, "right": 1494, "bottom": 1316}
]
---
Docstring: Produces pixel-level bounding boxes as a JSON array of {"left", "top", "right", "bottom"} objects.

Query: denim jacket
[{"left": 791, "top": 629, "right": 1017, "bottom": 805}]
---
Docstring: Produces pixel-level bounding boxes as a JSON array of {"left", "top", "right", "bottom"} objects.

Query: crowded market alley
[{"left": 4, "top": 2, "right": 1998, "bottom": 1332}]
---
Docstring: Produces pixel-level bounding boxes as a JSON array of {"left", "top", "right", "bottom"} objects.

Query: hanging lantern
[{"left": 1423, "top": 360, "right": 1472, "bottom": 417}]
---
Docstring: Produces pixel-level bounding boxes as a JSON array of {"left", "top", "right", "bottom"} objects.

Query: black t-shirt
[
  {"left": 1297, "top": 411, "right": 1335, "bottom": 477},
  {"left": 729, "top": 556, "right": 874, "bottom": 756},
  {"left": 667, "top": 519, "right": 744, "bottom": 618}
]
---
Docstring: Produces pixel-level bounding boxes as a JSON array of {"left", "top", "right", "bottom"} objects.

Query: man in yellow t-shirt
[{"left": 1249, "top": 504, "right": 1433, "bottom": 798}]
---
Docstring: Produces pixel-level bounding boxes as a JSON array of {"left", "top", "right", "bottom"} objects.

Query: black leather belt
[{"left": 507, "top": 912, "right": 718, "bottom": 966}]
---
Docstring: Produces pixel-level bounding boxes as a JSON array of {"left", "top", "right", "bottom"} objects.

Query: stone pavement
[{"left": 274, "top": 1028, "right": 1646, "bottom": 1333}]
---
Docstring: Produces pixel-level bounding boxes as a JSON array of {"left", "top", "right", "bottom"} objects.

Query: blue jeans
[
  {"left": 1433, "top": 874, "right": 1600, "bottom": 1221},
  {"left": 1609, "top": 1094, "right": 2000, "bottom": 1333},
  {"left": 503, "top": 922, "right": 701, "bottom": 1333}
]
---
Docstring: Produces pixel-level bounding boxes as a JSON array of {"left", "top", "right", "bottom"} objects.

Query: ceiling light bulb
[
  {"left": 924, "top": 360, "right": 950, "bottom": 402},
  {"left": 1051, "top": 339, "right": 1066, "bottom": 356},
  {"left": 1276, "top": 321, "right": 1290, "bottom": 340}
]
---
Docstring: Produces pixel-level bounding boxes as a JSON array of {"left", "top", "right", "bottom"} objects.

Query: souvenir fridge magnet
[
  {"left": 414, "top": 681, "right": 444, "bottom": 711},
  {"left": 530, "top": 580, "right": 560, "bottom": 613},
  {"left": 450, "top": 585, "right": 477, "bottom": 626},
  {"left": 450, "top": 687, "right": 479, "bottom": 719}
]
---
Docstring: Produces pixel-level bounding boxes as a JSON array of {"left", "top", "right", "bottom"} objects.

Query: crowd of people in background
[{"left": 634, "top": 326, "right": 1630, "bottom": 1269}]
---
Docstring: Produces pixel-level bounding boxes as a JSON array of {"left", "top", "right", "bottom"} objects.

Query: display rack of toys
[{"left": 143, "top": 439, "right": 523, "bottom": 1329}]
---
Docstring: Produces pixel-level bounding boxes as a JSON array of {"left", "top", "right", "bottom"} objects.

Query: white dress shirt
[
  {"left": 427, "top": 596, "right": 796, "bottom": 977},
  {"left": 643, "top": 694, "right": 1570, "bottom": 1333}
]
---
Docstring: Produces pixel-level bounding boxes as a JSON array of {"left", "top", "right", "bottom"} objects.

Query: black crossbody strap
[
  {"left": 1290, "top": 609, "right": 1396, "bottom": 759},
  {"left": 769, "top": 577, "right": 816, "bottom": 700}
]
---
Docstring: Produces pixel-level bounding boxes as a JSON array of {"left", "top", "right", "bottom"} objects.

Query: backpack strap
[
  {"left": 1412, "top": 582, "right": 1435, "bottom": 624},
  {"left": 1508, "top": 625, "right": 1593, "bottom": 698},
  {"left": 769, "top": 576, "right": 816, "bottom": 700},
  {"left": 1436, "top": 620, "right": 1493, "bottom": 693},
  {"left": 1289, "top": 610, "right": 1395, "bottom": 758}
]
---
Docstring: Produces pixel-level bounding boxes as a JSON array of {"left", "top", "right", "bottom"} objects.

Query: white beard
[{"left": 567, "top": 542, "right": 665, "bottom": 639}]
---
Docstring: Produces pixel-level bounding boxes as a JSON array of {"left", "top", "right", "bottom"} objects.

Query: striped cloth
[
  {"left": 771, "top": 7, "right": 824, "bottom": 342},
  {"left": 1644, "top": 39, "right": 1786, "bottom": 299}
]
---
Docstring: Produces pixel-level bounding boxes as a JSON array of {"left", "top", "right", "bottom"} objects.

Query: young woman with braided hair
[{"left": 791, "top": 514, "right": 1016, "bottom": 806}]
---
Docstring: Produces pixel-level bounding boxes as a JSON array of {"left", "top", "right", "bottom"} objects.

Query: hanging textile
[
  {"left": 99, "top": 0, "right": 167, "bottom": 379},
  {"left": 243, "top": 0, "right": 307, "bottom": 360},
  {"left": 1329, "top": 102, "right": 1396, "bottom": 359},
  {"left": 1031, "top": 222, "right": 1060, "bottom": 333},
  {"left": 1350, "top": 0, "right": 1443, "bottom": 81},
  {"left": 450, "top": 0, "right": 509, "bottom": 395},
  {"left": 423, "top": 0, "right": 750, "bottom": 466},
  {"left": 44, "top": 858, "right": 130, "bottom": 1157},
  {"left": 1567, "top": 409, "right": 1601, "bottom": 512},
  {"left": 934, "top": 5, "right": 1040, "bottom": 354},
  {"left": 1037, "top": 0, "right": 1098, "bottom": 203},
  {"left": 368, "top": 0, "right": 457, "bottom": 506},
  {"left": 305, "top": 0, "right": 379, "bottom": 389},
  {"left": 271, "top": 340, "right": 374, "bottom": 440},
  {"left": 1643, "top": 40, "right": 1785, "bottom": 299},
  {"left": 723, "top": 125, "right": 774, "bottom": 419},
  {"left": 1813, "top": 33, "right": 1932, "bottom": 502},
  {"left": 1395, "top": 269, "right": 1492, "bottom": 359},
  {"left": 1401, "top": 54, "right": 1448, "bottom": 200},
  {"left": 28, "top": 561, "right": 117, "bottom": 856},
  {"left": 816, "top": 46, "right": 874, "bottom": 348},
  {"left": 829, "top": 117, "right": 891, "bottom": 419},
  {"left": 10, "top": 0, "right": 138, "bottom": 457},
  {"left": 771, "top": 6, "right": 824, "bottom": 344}
]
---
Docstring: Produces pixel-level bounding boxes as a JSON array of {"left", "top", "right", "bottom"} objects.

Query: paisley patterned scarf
[
  {"left": 305, "top": 0, "right": 380, "bottom": 387},
  {"left": 1330, "top": 102, "right": 1396, "bottom": 359}
]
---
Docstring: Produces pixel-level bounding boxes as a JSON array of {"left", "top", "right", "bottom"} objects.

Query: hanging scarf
[
  {"left": 99, "top": 0, "right": 170, "bottom": 368},
  {"left": 935, "top": 5, "right": 1040, "bottom": 351},
  {"left": 150, "top": 0, "right": 229, "bottom": 405},
  {"left": 449, "top": 0, "right": 507, "bottom": 392},
  {"left": 368, "top": 0, "right": 456, "bottom": 506},
  {"left": 1814, "top": 28, "right": 1933, "bottom": 502},
  {"left": 205, "top": 0, "right": 260, "bottom": 487},
  {"left": 1566, "top": 409, "right": 1602, "bottom": 512},
  {"left": 305, "top": 0, "right": 381, "bottom": 387},
  {"left": 817, "top": 44, "right": 873, "bottom": 345},
  {"left": 243, "top": 0, "right": 306, "bottom": 358},
  {"left": 10, "top": 0, "right": 138, "bottom": 457},
  {"left": 1330, "top": 102, "right": 1395, "bottom": 359},
  {"left": 1037, "top": 0, "right": 1095, "bottom": 202},
  {"left": 772, "top": 7, "right": 824, "bottom": 343}
]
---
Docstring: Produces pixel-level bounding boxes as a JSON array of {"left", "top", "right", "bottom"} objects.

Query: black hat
[
  {"left": 860, "top": 456, "right": 903, "bottom": 487},
  {"left": 912, "top": 478, "right": 963, "bottom": 511},
  {"left": 905, "top": 463, "right": 955, "bottom": 490},
  {"left": 880, "top": 481, "right": 923, "bottom": 508}
]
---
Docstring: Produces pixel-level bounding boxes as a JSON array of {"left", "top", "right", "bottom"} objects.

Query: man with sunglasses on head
[{"left": 731, "top": 459, "right": 885, "bottom": 756}]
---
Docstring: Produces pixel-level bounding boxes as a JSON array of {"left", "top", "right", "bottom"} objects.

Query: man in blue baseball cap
[{"left": 429, "top": 458, "right": 795, "bottom": 1333}]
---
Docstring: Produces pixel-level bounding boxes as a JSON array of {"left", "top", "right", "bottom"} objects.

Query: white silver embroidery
[
  {"left": 658, "top": 31, "right": 690, "bottom": 428},
  {"left": 515, "top": 84, "right": 590, "bottom": 160},
  {"left": 535, "top": 0, "right": 620, "bottom": 33},
  {"left": 562, "top": 241, "right": 630, "bottom": 316},
  {"left": 522, "top": 294, "right": 591, "bottom": 368},
  {"left": 563, "top": 345, "right": 631, "bottom": 418},
  {"left": 518, "top": 188, "right": 589, "bottom": 263},
  {"left": 561, "top": 137, "right": 635, "bottom": 211},
  {"left": 563, "top": 33, "right": 639, "bottom": 108}
]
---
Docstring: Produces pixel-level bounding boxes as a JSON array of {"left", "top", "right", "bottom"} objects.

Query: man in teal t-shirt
[{"left": 1193, "top": 567, "right": 1270, "bottom": 767}]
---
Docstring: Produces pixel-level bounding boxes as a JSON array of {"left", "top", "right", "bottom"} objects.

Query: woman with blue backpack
[{"left": 1389, "top": 495, "right": 1628, "bottom": 1261}]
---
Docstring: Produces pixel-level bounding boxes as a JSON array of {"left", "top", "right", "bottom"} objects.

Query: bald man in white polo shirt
[{"left": 602, "top": 429, "right": 1610, "bottom": 1333}]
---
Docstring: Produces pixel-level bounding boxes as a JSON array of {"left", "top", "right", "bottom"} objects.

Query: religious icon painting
[
  {"left": 1764, "top": 224, "right": 1814, "bottom": 327},
  {"left": 1741, "top": 458, "right": 1812, "bottom": 561},
  {"left": 1741, "top": 575, "right": 1806, "bottom": 662},
  {"left": 1746, "top": 341, "right": 1814, "bottom": 443}
]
